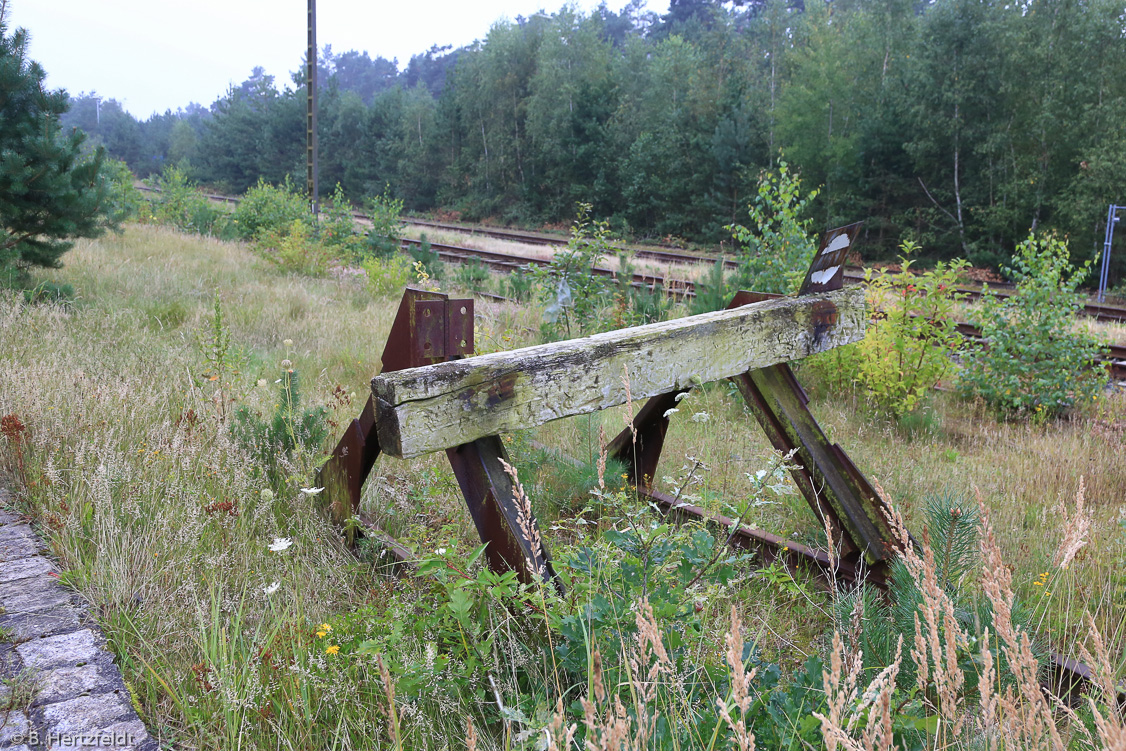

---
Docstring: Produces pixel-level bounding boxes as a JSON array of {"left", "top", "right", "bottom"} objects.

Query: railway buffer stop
[{"left": 318, "top": 222, "right": 900, "bottom": 588}]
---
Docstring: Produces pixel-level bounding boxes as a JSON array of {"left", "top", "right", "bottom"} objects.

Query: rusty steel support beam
[
  {"left": 641, "top": 485, "right": 883, "bottom": 588},
  {"left": 607, "top": 389, "right": 687, "bottom": 487},
  {"left": 319, "top": 288, "right": 472, "bottom": 545},
  {"left": 446, "top": 435, "right": 561, "bottom": 590},
  {"left": 731, "top": 363, "right": 898, "bottom": 567}
]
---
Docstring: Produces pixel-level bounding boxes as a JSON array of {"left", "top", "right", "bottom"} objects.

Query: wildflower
[
  {"left": 325, "top": 645, "right": 340, "bottom": 655},
  {"left": 268, "top": 537, "right": 293, "bottom": 553},
  {"left": 435, "top": 548, "right": 447, "bottom": 556},
  {"left": 320, "top": 623, "right": 332, "bottom": 633},
  {"left": 260, "top": 489, "right": 274, "bottom": 501},
  {"left": 281, "top": 359, "right": 293, "bottom": 371},
  {"left": 264, "top": 581, "right": 280, "bottom": 595},
  {"left": 284, "top": 339, "right": 294, "bottom": 349}
]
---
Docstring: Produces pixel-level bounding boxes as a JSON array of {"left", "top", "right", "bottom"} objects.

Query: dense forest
[{"left": 63, "top": 0, "right": 1126, "bottom": 270}]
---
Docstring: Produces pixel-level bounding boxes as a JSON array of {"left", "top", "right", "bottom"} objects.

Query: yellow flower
[
  {"left": 319, "top": 623, "right": 332, "bottom": 633},
  {"left": 325, "top": 645, "right": 340, "bottom": 655},
  {"left": 316, "top": 630, "right": 327, "bottom": 638}
]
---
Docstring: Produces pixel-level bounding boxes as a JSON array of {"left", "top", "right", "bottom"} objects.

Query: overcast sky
[{"left": 8, "top": 0, "right": 666, "bottom": 119}]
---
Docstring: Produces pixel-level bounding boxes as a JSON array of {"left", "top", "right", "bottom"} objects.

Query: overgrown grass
[{"left": 0, "top": 225, "right": 1122, "bottom": 749}]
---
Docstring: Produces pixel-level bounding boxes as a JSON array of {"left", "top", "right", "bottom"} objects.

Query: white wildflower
[
  {"left": 269, "top": 537, "right": 293, "bottom": 553},
  {"left": 263, "top": 581, "right": 280, "bottom": 595}
]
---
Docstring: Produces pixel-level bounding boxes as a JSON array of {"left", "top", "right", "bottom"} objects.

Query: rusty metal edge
[{"left": 356, "top": 512, "right": 414, "bottom": 573}]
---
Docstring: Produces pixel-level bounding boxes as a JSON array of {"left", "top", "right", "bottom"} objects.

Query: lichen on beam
[{"left": 373, "top": 286, "right": 865, "bottom": 458}]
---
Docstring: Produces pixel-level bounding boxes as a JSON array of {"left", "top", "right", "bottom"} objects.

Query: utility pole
[{"left": 306, "top": 0, "right": 319, "bottom": 216}]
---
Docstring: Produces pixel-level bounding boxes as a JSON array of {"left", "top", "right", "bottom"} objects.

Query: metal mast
[
  {"left": 306, "top": 0, "right": 319, "bottom": 215},
  {"left": 1098, "top": 204, "right": 1124, "bottom": 302}
]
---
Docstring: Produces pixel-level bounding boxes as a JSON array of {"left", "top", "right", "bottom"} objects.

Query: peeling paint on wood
[{"left": 373, "top": 286, "right": 865, "bottom": 458}]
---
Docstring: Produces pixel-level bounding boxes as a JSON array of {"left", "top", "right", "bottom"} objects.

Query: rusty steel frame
[
  {"left": 610, "top": 223, "right": 898, "bottom": 576},
  {"left": 318, "top": 287, "right": 558, "bottom": 588},
  {"left": 318, "top": 224, "right": 1111, "bottom": 700},
  {"left": 318, "top": 288, "right": 472, "bottom": 546}
]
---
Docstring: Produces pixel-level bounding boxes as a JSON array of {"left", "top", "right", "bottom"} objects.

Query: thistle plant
[{"left": 230, "top": 345, "right": 328, "bottom": 487}]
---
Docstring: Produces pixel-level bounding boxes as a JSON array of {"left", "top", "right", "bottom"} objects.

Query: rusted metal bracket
[
  {"left": 319, "top": 287, "right": 559, "bottom": 589},
  {"left": 446, "top": 436, "right": 561, "bottom": 590},
  {"left": 606, "top": 389, "right": 687, "bottom": 489},
  {"left": 318, "top": 288, "right": 472, "bottom": 546},
  {"left": 610, "top": 224, "right": 896, "bottom": 572}
]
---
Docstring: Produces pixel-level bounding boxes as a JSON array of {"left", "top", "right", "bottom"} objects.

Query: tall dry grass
[{"left": 0, "top": 224, "right": 1121, "bottom": 749}]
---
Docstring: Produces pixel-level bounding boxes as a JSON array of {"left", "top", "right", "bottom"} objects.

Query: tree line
[{"left": 65, "top": 0, "right": 1126, "bottom": 273}]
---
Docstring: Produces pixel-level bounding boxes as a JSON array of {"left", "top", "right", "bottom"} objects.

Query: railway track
[
  {"left": 136, "top": 183, "right": 1126, "bottom": 324},
  {"left": 402, "top": 216, "right": 1126, "bottom": 323},
  {"left": 401, "top": 237, "right": 697, "bottom": 298},
  {"left": 419, "top": 238, "right": 1126, "bottom": 379}
]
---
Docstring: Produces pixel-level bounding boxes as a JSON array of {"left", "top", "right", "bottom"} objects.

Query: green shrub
[
  {"left": 688, "top": 258, "right": 730, "bottom": 315},
  {"left": 408, "top": 234, "right": 444, "bottom": 280},
  {"left": 502, "top": 268, "right": 534, "bottom": 301},
  {"left": 149, "top": 165, "right": 221, "bottom": 235},
  {"left": 958, "top": 232, "right": 1108, "bottom": 418},
  {"left": 834, "top": 491, "right": 1047, "bottom": 746},
  {"left": 534, "top": 203, "right": 616, "bottom": 340},
  {"left": 610, "top": 252, "right": 674, "bottom": 327},
  {"left": 364, "top": 189, "right": 404, "bottom": 258},
  {"left": 101, "top": 159, "right": 144, "bottom": 223},
  {"left": 21, "top": 280, "right": 75, "bottom": 305},
  {"left": 362, "top": 254, "right": 414, "bottom": 298},
  {"left": 727, "top": 159, "right": 820, "bottom": 296},
  {"left": 256, "top": 219, "right": 335, "bottom": 277},
  {"left": 848, "top": 244, "right": 967, "bottom": 418},
  {"left": 230, "top": 178, "right": 310, "bottom": 241},
  {"left": 452, "top": 258, "right": 490, "bottom": 293},
  {"left": 318, "top": 184, "right": 366, "bottom": 262}
]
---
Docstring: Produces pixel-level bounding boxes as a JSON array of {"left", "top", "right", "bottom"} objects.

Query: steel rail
[{"left": 134, "top": 183, "right": 1126, "bottom": 322}]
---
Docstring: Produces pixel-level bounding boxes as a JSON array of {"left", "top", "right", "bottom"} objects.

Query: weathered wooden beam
[{"left": 372, "top": 286, "right": 865, "bottom": 458}]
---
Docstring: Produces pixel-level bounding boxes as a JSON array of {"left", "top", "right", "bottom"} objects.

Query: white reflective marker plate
[{"left": 822, "top": 233, "right": 851, "bottom": 256}]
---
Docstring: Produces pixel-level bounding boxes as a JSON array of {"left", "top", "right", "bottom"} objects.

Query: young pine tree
[{"left": 0, "top": 21, "right": 115, "bottom": 271}]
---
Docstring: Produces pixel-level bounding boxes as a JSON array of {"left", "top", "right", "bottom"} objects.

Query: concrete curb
[{"left": 1, "top": 489, "right": 157, "bottom": 750}]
